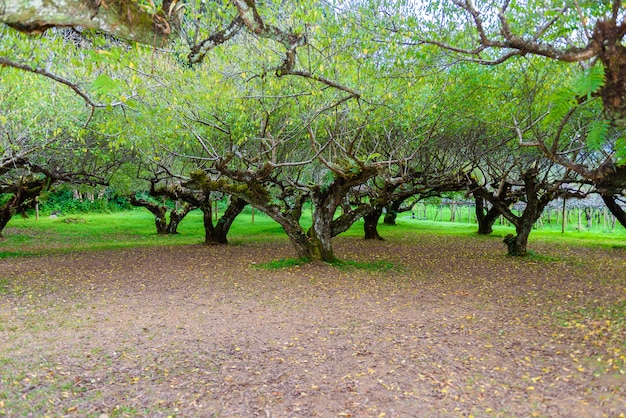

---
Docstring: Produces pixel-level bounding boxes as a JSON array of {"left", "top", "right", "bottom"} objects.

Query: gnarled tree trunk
[
  {"left": 0, "top": 0, "right": 171, "bottom": 44},
  {"left": 363, "top": 208, "right": 384, "bottom": 240},
  {"left": 129, "top": 196, "right": 194, "bottom": 235},
  {"left": 0, "top": 177, "right": 49, "bottom": 237},
  {"left": 129, "top": 197, "right": 168, "bottom": 234},
  {"left": 167, "top": 204, "right": 194, "bottom": 234},
  {"left": 505, "top": 178, "right": 553, "bottom": 257},
  {"left": 202, "top": 197, "right": 247, "bottom": 245},
  {"left": 307, "top": 192, "right": 339, "bottom": 263},
  {"left": 474, "top": 195, "right": 500, "bottom": 235},
  {"left": 383, "top": 200, "right": 401, "bottom": 225},
  {"left": 472, "top": 169, "right": 555, "bottom": 257}
]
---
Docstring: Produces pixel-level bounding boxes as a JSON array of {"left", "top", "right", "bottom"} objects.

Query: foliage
[
  {"left": 544, "top": 64, "right": 606, "bottom": 126},
  {"left": 36, "top": 187, "right": 131, "bottom": 214}
]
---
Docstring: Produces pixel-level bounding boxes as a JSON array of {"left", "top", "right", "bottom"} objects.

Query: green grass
[
  {"left": 393, "top": 217, "right": 626, "bottom": 249},
  {"left": 1, "top": 208, "right": 624, "bottom": 259},
  {"left": 254, "top": 257, "right": 311, "bottom": 269},
  {"left": 0, "top": 209, "right": 286, "bottom": 257},
  {"left": 255, "top": 257, "right": 402, "bottom": 273},
  {"left": 330, "top": 259, "right": 402, "bottom": 273}
]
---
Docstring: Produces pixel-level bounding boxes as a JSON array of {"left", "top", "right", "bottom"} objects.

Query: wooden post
[
  {"left": 35, "top": 196, "right": 39, "bottom": 221},
  {"left": 561, "top": 199, "right": 566, "bottom": 233}
]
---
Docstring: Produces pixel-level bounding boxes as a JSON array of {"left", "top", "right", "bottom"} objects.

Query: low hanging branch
[
  {"left": 285, "top": 70, "right": 361, "bottom": 98},
  {"left": 427, "top": 0, "right": 599, "bottom": 63},
  {"left": 3, "top": 0, "right": 361, "bottom": 103},
  {"left": 0, "top": 0, "right": 172, "bottom": 44},
  {"left": 0, "top": 57, "right": 99, "bottom": 108},
  {"left": 0, "top": 57, "right": 128, "bottom": 125}
]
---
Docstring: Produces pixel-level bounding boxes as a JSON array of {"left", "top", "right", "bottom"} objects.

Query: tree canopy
[{"left": 1, "top": 0, "right": 625, "bottom": 258}]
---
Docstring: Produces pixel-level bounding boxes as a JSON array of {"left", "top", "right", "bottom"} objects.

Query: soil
[{"left": 1, "top": 234, "right": 625, "bottom": 417}]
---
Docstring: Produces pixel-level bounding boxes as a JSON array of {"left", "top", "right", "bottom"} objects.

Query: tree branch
[
  {"left": 0, "top": 0, "right": 171, "bottom": 44},
  {"left": 188, "top": 16, "right": 245, "bottom": 64},
  {"left": 282, "top": 70, "right": 361, "bottom": 98},
  {"left": 0, "top": 56, "right": 128, "bottom": 123}
]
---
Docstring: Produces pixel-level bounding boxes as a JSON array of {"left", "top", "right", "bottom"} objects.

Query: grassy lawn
[{"left": 1, "top": 208, "right": 625, "bottom": 258}]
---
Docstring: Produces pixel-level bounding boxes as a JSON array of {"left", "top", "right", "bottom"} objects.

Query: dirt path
[{"left": 1, "top": 235, "right": 625, "bottom": 417}]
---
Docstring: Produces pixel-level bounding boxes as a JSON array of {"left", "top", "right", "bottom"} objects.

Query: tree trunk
[
  {"left": 0, "top": 206, "right": 13, "bottom": 237},
  {"left": 200, "top": 200, "right": 215, "bottom": 244},
  {"left": 154, "top": 207, "right": 168, "bottom": 234},
  {"left": 0, "top": 178, "right": 48, "bottom": 237},
  {"left": 129, "top": 196, "right": 169, "bottom": 234},
  {"left": 0, "top": 0, "right": 170, "bottom": 45},
  {"left": 503, "top": 190, "right": 551, "bottom": 257},
  {"left": 308, "top": 204, "right": 337, "bottom": 263},
  {"left": 601, "top": 194, "right": 626, "bottom": 229},
  {"left": 503, "top": 219, "right": 533, "bottom": 257},
  {"left": 383, "top": 200, "right": 402, "bottom": 225},
  {"left": 363, "top": 208, "right": 384, "bottom": 240},
  {"left": 280, "top": 220, "right": 316, "bottom": 261},
  {"left": 307, "top": 229, "right": 336, "bottom": 263},
  {"left": 203, "top": 198, "right": 247, "bottom": 245},
  {"left": 474, "top": 169, "right": 554, "bottom": 257},
  {"left": 167, "top": 204, "right": 193, "bottom": 234},
  {"left": 474, "top": 195, "right": 499, "bottom": 235}
]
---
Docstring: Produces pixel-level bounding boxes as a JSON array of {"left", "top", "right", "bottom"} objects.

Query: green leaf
[
  {"left": 587, "top": 119, "right": 610, "bottom": 151},
  {"left": 545, "top": 64, "right": 605, "bottom": 126},
  {"left": 91, "top": 74, "right": 118, "bottom": 96},
  {"left": 366, "top": 152, "right": 382, "bottom": 162},
  {"left": 615, "top": 136, "right": 626, "bottom": 165},
  {"left": 572, "top": 64, "right": 605, "bottom": 99},
  {"left": 544, "top": 87, "right": 577, "bottom": 125}
]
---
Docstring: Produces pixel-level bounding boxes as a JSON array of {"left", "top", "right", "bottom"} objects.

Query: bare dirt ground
[{"left": 1, "top": 234, "right": 625, "bottom": 417}]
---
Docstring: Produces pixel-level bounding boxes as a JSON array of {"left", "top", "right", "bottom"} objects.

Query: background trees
[
  {"left": 1, "top": 0, "right": 624, "bottom": 259},
  {"left": 0, "top": 60, "right": 127, "bottom": 235}
]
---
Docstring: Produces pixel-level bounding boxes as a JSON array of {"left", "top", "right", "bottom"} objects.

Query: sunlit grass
[{"left": 1, "top": 208, "right": 624, "bottom": 258}]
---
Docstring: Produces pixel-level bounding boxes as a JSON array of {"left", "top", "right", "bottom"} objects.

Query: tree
[
  {"left": 394, "top": 1, "right": 626, "bottom": 126},
  {"left": 186, "top": 128, "right": 383, "bottom": 262},
  {"left": 500, "top": 57, "right": 626, "bottom": 229},
  {"left": 129, "top": 185, "right": 196, "bottom": 235},
  {"left": 175, "top": 75, "right": 394, "bottom": 262},
  {"left": 159, "top": 6, "right": 403, "bottom": 262},
  {"left": 0, "top": 69, "right": 123, "bottom": 236},
  {"left": 468, "top": 149, "right": 584, "bottom": 256}
]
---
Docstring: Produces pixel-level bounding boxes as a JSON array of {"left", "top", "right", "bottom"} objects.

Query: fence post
[{"left": 561, "top": 199, "right": 566, "bottom": 233}]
